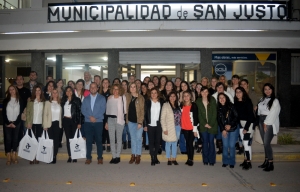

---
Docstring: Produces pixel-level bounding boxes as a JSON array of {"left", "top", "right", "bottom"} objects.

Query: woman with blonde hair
[{"left": 201, "top": 77, "right": 210, "bottom": 88}]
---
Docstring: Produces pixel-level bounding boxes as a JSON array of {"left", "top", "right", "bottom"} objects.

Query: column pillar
[
  {"left": 0, "top": 56, "right": 5, "bottom": 98},
  {"left": 200, "top": 49, "right": 213, "bottom": 78},
  {"left": 56, "top": 55, "right": 63, "bottom": 80},
  {"left": 135, "top": 64, "right": 141, "bottom": 80},
  {"left": 108, "top": 50, "right": 120, "bottom": 82},
  {"left": 31, "top": 52, "right": 45, "bottom": 85}
]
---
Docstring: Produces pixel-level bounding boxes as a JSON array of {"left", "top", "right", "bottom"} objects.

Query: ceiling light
[
  {"left": 90, "top": 66, "right": 101, "bottom": 71},
  {"left": 65, "top": 67, "right": 83, "bottom": 70},
  {"left": 179, "top": 30, "right": 266, "bottom": 32},
  {"left": 5, "top": 59, "right": 10, "bottom": 62},
  {"left": 2, "top": 31, "right": 79, "bottom": 34},
  {"left": 107, "top": 30, "right": 153, "bottom": 32},
  {"left": 102, "top": 57, "right": 108, "bottom": 61},
  {"left": 47, "top": 57, "right": 56, "bottom": 62}
]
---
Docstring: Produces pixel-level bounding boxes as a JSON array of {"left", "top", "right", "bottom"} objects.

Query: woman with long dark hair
[
  {"left": 179, "top": 81, "right": 195, "bottom": 103},
  {"left": 152, "top": 76, "right": 159, "bottom": 87},
  {"left": 196, "top": 86, "right": 217, "bottom": 166},
  {"left": 234, "top": 87, "right": 254, "bottom": 170},
  {"left": 56, "top": 79, "right": 64, "bottom": 98},
  {"left": 3, "top": 85, "right": 24, "bottom": 165},
  {"left": 161, "top": 80, "right": 175, "bottom": 101},
  {"left": 61, "top": 86, "right": 82, "bottom": 163},
  {"left": 257, "top": 83, "right": 280, "bottom": 172},
  {"left": 75, "top": 79, "right": 90, "bottom": 101},
  {"left": 158, "top": 75, "right": 168, "bottom": 92},
  {"left": 26, "top": 85, "right": 46, "bottom": 164},
  {"left": 44, "top": 81, "right": 56, "bottom": 101},
  {"left": 217, "top": 93, "right": 238, "bottom": 168}
]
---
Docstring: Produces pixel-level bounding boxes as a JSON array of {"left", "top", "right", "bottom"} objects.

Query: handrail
[{"left": 3, "top": 0, "right": 18, "bottom": 9}]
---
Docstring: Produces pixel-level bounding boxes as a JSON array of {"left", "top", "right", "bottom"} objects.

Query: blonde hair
[
  {"left": 129, "top": 82, "right": 139, "bottom": 94},
  {"left": 50, "top": 88, "right": 61, "bottom": 104},
  {"left": 201, "top": 77, "right": 210, "bottom": 87}
]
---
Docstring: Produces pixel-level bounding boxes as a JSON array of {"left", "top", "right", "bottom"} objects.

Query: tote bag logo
[
  {"left": 41, "top": 146, "right": 47, "bottom": 154},
  {"left": 74, "top": 144, "right": 81, "bottom": 152},
  {"left": 23, "top": 143, "right": 31, "bottom": 152},
  {"left": 215, "top": 63, "right": 227, "bottom": 75}
]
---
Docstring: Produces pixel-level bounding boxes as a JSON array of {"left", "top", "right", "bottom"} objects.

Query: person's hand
[
  {"left": 143, "top": 127, "right": 147, "bottom": 131},
  {"left": 194, "top": 132, "right": 198, "bottom": 138},
  {"left": 77, "top": 124, "right": 81, "bottom": 129},
  {"left": 27, "top": 124, "right": 32, "bottom": 129},
  {"left": 205, "top": 124, "right": 212, "bottom": 129},
  {"left": 43, "top": 128, "right": 48, "bottom": 131},
  {"left": 263, "top": 123, "right": 267, "bottom": 133},
  {"left": 225, "top": 125, "right": 231, "bottom": 131},
  {"left": 222, "top": 130, "right": 227, "bottom": 138},
  {"left": 163, "top": 130, "right": 168, "bottom": 135},
  {"left": 11, "top": 124, "right": 16, "bottom": 128},
  {"left": 90, "top": 116, "right": 96, "bottom": 123},
  {"left": 137, "top": 124, "right": 142, "bottom": 129},
  {"left": 105, "top": 123, "right": 108, "bottom": 130},
  {"left": 243, "top": 129, "right": 247, "bottom": 134}
]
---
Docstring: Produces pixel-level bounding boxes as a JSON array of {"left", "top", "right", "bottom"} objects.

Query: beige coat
[
  {"left": 43, "top": 101, "right": 62, "bottom": 128},
  {"left": 160, "top": 102, "right": 177, "bottom": 142}
]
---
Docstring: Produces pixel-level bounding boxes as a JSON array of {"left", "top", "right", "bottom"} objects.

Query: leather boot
[
  {"left": 258, "top": 159, "right": 268, "bottom": 168},
  {"left": 154, "top": 155, "right": 160, "bottom": 164},
  {"left": 129, "top": 154, "right": 135, "bottom": 164},
  {"left": 11, "top": 152, "right": 18, "bottom": 164},
  {"left": 128, "top": 141, "right": 131, "bottom": 149},
  {"left": 123, "top": 142, "right": 127, "bottom": 150},
  {"left": 240, "top": 160, "right": 247, "bottom": 167},
  {"left": 151, "top": 155, "right": 155, "bottom": 166},
  {"left": 263, "top": 161, "right": 274, "bottom": 172},
  {"left": 216, "top": 140, "right": 223, "bottom": 154},
  {"left": 135, "top": 155, "right": 141, "bottom": 164},
  {"left": 6, "top": 153, "right": 11, "bottom": 165},
  {"left": 243, "top": 162, "right": 252, "bottom": 170}
]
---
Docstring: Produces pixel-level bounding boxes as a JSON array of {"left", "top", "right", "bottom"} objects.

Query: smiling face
[
  {"left": 183, "top": 92, "right": 191, "bottom": 103},
  {"left": 122, "top": 82, "right": 128, "bottom": 92},
  {"left": 219, "top": 94, "right": 226, "bottom": 105},
  {"left": 9, "top": 86, "right": 16, "bottom": 97},
  {"left": 211, "top": 78, "right": 217, "bottom": 87},
  {"left": 181, "top": 83, "right": 188, "bottom": 91},
  {"left": 102, "top": 80, "right": 109, "bottom": 89},
  {"left": 76, "top": 81, "right": 83, "bottom": 91},
  {"left": 232, "top": 77, "right": 239, "bottom": 86},
  {"left": 169, "top": 93, "right": 176, "bottom": 104},
  {"left": 240, "top": 81, "right": 248, "bottom": 90},
  {"left": 130, "top": 83, "right": 137, "bottom": 94},
  {"left": 52, "top": 89, "right": 59, "bottom": 100},
  {"left": 200, "top": 89, "right": 208, "bottom": 98},
  {"left": 66, "top": 88, "right": 73, "bottom": 98},
  {"left": 235, "top": 89, "right": 243, "bottom": 101},
  {"left": 219, "top": 76, "right": 225, "bottom": 84},
  {"left": 165, "top": 82, "right": 173, "bottom": 92},
  {"left": 47, "top": 82, "right": 54, "bottom": 92},
  {"left": 57, "top": 80, "right": 63, "bottom": 88},
  {"left": 217, "top": 85, "right": 224, "bottom": 93},
  {"left": 112, "top": 85, "right": 119, "bottom": 97},
  {"left": 148, "top": 82, "right": 154, "bottom": 90},
  {"left": 264, "top": 86, "right": 272, "bottom": 97},
  {"left": 151, "top": 89, "right": 158, "bottom": 100},
  {"left": 201, "top": 78, "right": 208, "bottom": 87}
]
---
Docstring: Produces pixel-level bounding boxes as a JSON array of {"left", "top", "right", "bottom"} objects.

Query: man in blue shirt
[{"left": 81, "top": 83, "right": 106, "bottom": 164}]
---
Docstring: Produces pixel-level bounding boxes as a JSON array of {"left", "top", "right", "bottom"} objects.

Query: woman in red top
[{"left": 180, "top": 91, "right": 199, "bottom": 166}]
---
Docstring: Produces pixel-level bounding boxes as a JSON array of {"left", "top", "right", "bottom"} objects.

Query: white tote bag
[
  {"left": 18, "top": 129, "right": 39, "bottom": 161},
  {"left": 69, "top": 129, "right": 86, "bottom": 159},
  {"left": 36, "top": 130, "right": 53, "bottom": 163}
]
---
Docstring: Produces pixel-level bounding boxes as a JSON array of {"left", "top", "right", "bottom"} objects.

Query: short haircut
[
  {"left": 216, "top": 82, "right": 225, "bottom": 88},
  {"left": 16, "top": 75, "right": 24, "bottom": 80},
  {"left": 232, "top": 74, "right": 240, "bottom": 79},
  {"left": 30, "top": 71, "right": 38, "bottom": 76}
]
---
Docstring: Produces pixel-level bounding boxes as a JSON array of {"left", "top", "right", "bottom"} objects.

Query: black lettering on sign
[
  {"left": 162, "top": 5, "right": 171, "bottom": 19},
  {"left": 194, "top": 5, "right": 203, "bottom": 20},
  {"left": 136, "top": 5, "right": 138, "bottom": 20},
  {"left": 177, "top": 6, "right": 182, "bottom": 19},
  {"left": 267, "top": 5, "right": 275, "bottom": 19},
  {"left": 74, "top": 6, "right": 82, "bottom": 21},
  {"left": 126, "top": 5, "right": 134, "bottom": 19},
  {"left": 62, "top": 7, "right": 71, "bottom": 21},
  {"left": 151, "top": 5, "right": 160, "bottom": 19},
  {"left": 115, "top": 5, "right": 124, "bottom": 20},
  {"left": 101, "top": 6, "right": 103, "bottom": 20},
  {"left": 84, "top": 6, "right": 87, "bottom": 20},
  {"left": 277, "top": 5, "right": 286, "bottom": 20},
  {"left": 217, "top": 4, "right": 226, "bottom": 19},
  {"left": 90, "top": 6, "right": 99, "bottom": 20},
  {"left": 244, "top": 5, "right": 253, "bottom": 19},
  {"left": 234, "top": 5, "right": 242, "bottom": 19},
  {"left": 183, "top": 11, "right": 188, "bottom": 19},
  {"left": 256, "top": 5, "right": 265, "bottom": 19},
  {"left": 141, "top": 5, "right": 149, "bottom": 19},
  {"left": 48, "top": 7, "right": 60, "bottom": 22},
  {"left": 205, "top": 5, "right": 215, "bottom": 19},
  {"left": 106, "top": 5, "right": 114, "bottom": 20}
]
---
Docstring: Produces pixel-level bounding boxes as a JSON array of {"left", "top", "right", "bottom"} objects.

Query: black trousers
[
  {"left": 47, "top": 121, "right": 61, "bottom": 157},
  {"left": 29, "top": 124, "right": 43, "bottom": 139},
  {"left": 147, "top": 125, "right": 162, "bottom": 156},
  {"left": 182, "top": 129, "right": 195, "bottom": 160},
  {"left": 4, "top": 123, "right": 21, "bottom": 153},
  {"left": 102, "top": 119, "right": 110, "bottom": 144},
  {"left": 63, "top": 118, "right": 77, "bottom": 157}
]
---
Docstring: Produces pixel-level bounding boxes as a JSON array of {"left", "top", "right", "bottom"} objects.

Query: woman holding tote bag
[{"left": 43, "top": 88, "right": 62, "bottom": 164}]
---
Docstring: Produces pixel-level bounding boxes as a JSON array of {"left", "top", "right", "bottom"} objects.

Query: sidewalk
[{"left": 0, "top": 126, "right": 299, "bottom": 162}]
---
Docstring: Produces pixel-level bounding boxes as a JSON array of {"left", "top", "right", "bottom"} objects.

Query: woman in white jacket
[
  {"left": 161, "top": 91, "right": 181, "bottom": 165},
  {"left": 257, "top": 83, "right": 281, "bottom": 172}
]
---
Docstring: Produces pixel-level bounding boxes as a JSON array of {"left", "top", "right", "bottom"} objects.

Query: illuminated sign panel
[{"left": 48, "top": 2, "right": 287, "bottom": 22}]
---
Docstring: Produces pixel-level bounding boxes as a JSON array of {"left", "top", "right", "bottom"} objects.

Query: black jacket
[
  {"left": 144, "top": 98, "right": 165, "bottom": 127},
  {"left": 217, "top": 104, "right": 238, "bottom": 132},
  {"left": 2, "top": 98, "right": 25, "bottom": 127},
  {"left": 61, "top": 97, "right": 83, "bottom": 125}
]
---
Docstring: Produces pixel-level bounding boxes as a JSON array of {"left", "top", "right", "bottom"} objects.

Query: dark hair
[
  {"left": 195, "top": 83, "right": 203, "bottom": 96},
  {"left": 30, "top": 71, "right": 38, "bottom": 76},
  {"left": 217, "top": 92, "right": 232, "bottom": 108},
  {"left": 45, "top": 80, "right": 57, "bottom": 92},
  {"left": 122, "top": 80, "right": 129, "bottom": 93},
  {"left": 61, "top": 86, "right": 76, "bottom": 106},
  {"left": 167, "top": 91, "right": 179, "bottom": 109},
  {"left": 100, "top": 78, "right": 110, "bottom": 94},
  {"left": 164, "top": 80, "right": 175, "bottom": 92},
  {"left": 180, "top": 81, "right": 192, "bottom": 92},
  {"left": 159, "top": 75, "right": 168, "bottom": 90},
  {"left": 147, "top": 81, "right": 155, "bottom": 89},
  {"left": 76, "top": 79, "right": 85, "bottom": 97},
  {"left": 240, "top": 79, "right": 249, "bottom": 85},
  {"left": 30, "top": 85, "right": 45, "bottom": 102},
  {"left": 94, "top": 75, "right": 101, "bottom": 80},
  {"left": 16, "top": 75, "right": 24, "bottom": 80},
  {"left": 152, "top": 76, "right": 159, "bottom": 85},
  {"left": 190, "top": 80, "right": 197, "bottom": 85},
  {"left": 262, "top": 83, "right": 276, "bottom": 110},
  {"left": 46, "top": 75, "right": 53, "bottom": 79},
  {"left": 182, "top": 90, "right": 193, "bottom": 105},
  {"left": 216, "top": 82, "right": 225, "bottom": 89},
  {"left": 113, "top": 78, "right": 121, "bottom": 85},
  {"left": 141, "top": 83, "right": 149, "bottom": 96},
  {"left": 232, "top": 74, "right": 240, "bottom": 80},
  {"left": 200, "top": 86, "right": 211, "bottom": 101},
  {"left": 68, "top": 80, "right": 75, "bottom": 87},
  {"left": 150, "top": 87, "right": 161, "bottom": 100},
  {"left": 234, "top": 86, "right": 250, "bottom": 103},
  {"left": 143, "top": 76, "right": 151, "bottom": 83},
  {"left": 5, "top": 85, "right": 20, "bottom": 102}
]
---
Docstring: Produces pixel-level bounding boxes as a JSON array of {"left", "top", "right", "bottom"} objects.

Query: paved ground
[{"left": 0, "top": 159, "right": 300, "bottom": 192}]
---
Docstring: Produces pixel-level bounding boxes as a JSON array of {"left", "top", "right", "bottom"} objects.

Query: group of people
[{"left": 2, "top": 71, "right": 281, "bottom": 172}]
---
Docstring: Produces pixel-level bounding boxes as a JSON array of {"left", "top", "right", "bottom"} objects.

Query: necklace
[{"left": 131, "top": 96, "right": 137, "bottom": 102}]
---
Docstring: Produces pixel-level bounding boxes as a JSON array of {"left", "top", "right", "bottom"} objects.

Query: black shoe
[
  {"left": 197, "top": 147, "right": 202, "bottom": 153},
  {"left": 194, "top": 143, "right": 198, "bottom": 150},
  {"left": 167, "top": 161, "right": 172, "bottom": 165},
  {"left": 158, "top": 148, "right": 162, "bottom": 155},
  {"left": 263, "top": 162, "right": 274, "bottom": 172},
  {"left": 181, "top": 152, "right": 187, "bottom": 154},
  {"left": 151, "top": 156, "right": 155, "bottom": 166},
  {"left": 187, "top": 160, "right": 193, "bottom": 166},
  {"left": 204, "top": 162, "right": 208, "bottom": 165},
  {"left": 222, "top": 164, "right": 228, "bottom": 167},
  {"left": 145, "top": 145, "right": 149, "bottom": 150},
  {"left": 230, "top": 165, "right": 234, "bottom": 168},
  {"left": 209, "top": 163, "right": 214, "bottom": 166},
  {"left": 103, "top": 145, "right": 106, "bottom": 151},
  {"left": 235, "top": 142, "right": 240, "bottom": 150},
  {"left": 237, "top": 147, "right": 244, "bottom": 155},
  {"left": 123, "top": 142, "right": 127, "bottom": 150},
  {"left": 110, "top": 158, "right": 116, "bottom": 164},
  {"left": 154, "top": 155, "right": 160, "bottom": 164},
  {"left": 128, "top": 141, "right": 131, "bottom": 149},
  {"left": 114, "top": 157, "right": 120, "bottom": 164},
  {"left": 185, "top": 160, "right": 189, "bottom": 165},
  {"left": 72, "top": 159, "right": 77, "bottom": 163},
  {"left": 51, "top": 157, "right": 56, "bottom": 164},
  {"left": 67, "top": 157, "right": 72, "bottom": 163},
  {"left": 172, "top": 160, "right": 179, "bottom": 165},
  {"left": 106, "top": 146, "right": 111, "bottom": 152},
  {"left": 243, "top": 162, "right": 252, "bottom": 170},
  {"left": 240, "top": 160, "right": 247, "bottom": 167},
  {"left": 59, "top": 143, "right": 62, "bottom": 148},
  {"left": 258, "top": 159, "right": 268, "bottom": 168}
]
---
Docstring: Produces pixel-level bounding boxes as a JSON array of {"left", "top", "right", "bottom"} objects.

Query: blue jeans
[
  {"left": 122, "top": 123, "right": 131, "bottom": 142},
  {"left": 175, "top": 125, "right": 181, "bottom": 140},
  {"left": 85, "top": 122, "right": 103, "bottom": 160},
  {"left": 80, "top": 123, "right": 85, "bottom": 138},
  {"left": 201, "top": 131, "right": 216, "bottom": 164},
  {"left": 128, "top": 122, "right": 143, "bottom": 155},
  {"left": 179, "top": 132, "right": 186, "bottom": 153},
  {"left": 145, "top": 132, "right": 149, "bottom": 145},
  {"left": 222, "top": 130, "right": 237, "bottom": 166},
  {"left": 215, "top": 126, "right": 222, "bottom": 140},
  {"left": 165, "top": 141, "right": 177, "bottom": 158}
]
